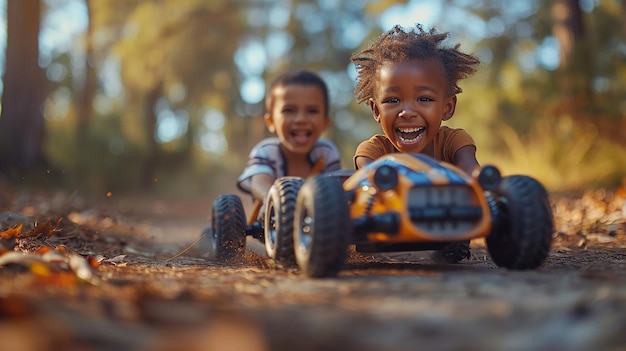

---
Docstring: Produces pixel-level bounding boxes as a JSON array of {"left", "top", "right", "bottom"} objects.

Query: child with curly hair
[
  {"left": 351, "top": 24, "right": 480, "bottom": 176},
  {"left": 351, "top": 24, "right": 481, "bottom": 262}
]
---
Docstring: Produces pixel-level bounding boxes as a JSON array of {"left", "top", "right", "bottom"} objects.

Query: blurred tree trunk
[
  {"left": 623, "top": 0, "right": 626, "bottom": 37},
  {"left": 76, "top": 0, "right": 96, "bottom": 145},
  {"left": 551, "top": 0, "right": 584, "bottom": 67},
  {"left": 551, "top": 0, "right": 591, "bottom": 117},
  {"left": 0, "top": 0, "right": 47, "bottom": 175},
  {"left": 141, "top": 83, "right": 162, "bottom": 191}
]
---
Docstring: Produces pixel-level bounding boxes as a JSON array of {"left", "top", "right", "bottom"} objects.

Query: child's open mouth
[
  {"left": 396, "top": 127, "right": 425, "bottom": 144},
  {"left": 292, "top": 130, "right": 313, "bottom": 144}
]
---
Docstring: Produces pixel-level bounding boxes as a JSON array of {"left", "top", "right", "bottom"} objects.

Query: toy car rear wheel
[
  {"left": 294, "top": 175, "right": 351, "bottom": 278},
  {"left": 486, "top": 175, "right": 554, "bottom": 270},
  {"left": 264, "top": 177, "right": 304, "bottom": 264},
  {"left": 211, "top": 194, "right": 246, "bottom": 262}
]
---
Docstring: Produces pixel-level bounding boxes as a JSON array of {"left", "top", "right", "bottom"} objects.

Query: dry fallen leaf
[
  {"left": 69, "top": 254, "right": 99, "bottom": 284},
  {"left": 32, "top": 271, "right": 78, "bottom": 287},
  {"left": 87, "top": 256, "right": 100, "bottom": 268},
  {"left": 0, "top": 251, "right": 45, "bottom": 266},
  {"left": 20, "top": 218, "right": 63, "bottom": 240},
  {"left": 0, "top": 244, "right": 100, "bottom": 286},
  {"left": 0, "top": 224, "right": 22, "bottom": 239}
]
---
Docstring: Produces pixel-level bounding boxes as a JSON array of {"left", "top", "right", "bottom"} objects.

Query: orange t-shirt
[{"left": 353, "top": 126, "right": 475, "bottom": 169}]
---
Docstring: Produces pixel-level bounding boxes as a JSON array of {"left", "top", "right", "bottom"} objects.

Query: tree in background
[
  {"left": 2, "top": 0, "right": 625, "bottom": 194},
  {"left": 0, "top": 0, "right": 47, "bottom": 176},
  {"left": 438, "top": 0, "right": 626, "bottom": 189},
  {"left": 112, "top": 1, "right": 247, "bottom": 191}
]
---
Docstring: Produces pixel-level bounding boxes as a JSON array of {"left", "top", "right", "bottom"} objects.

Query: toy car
[
  {"left": 293, "top": 153, "right": 554, "bottom": 277},
  {"left": 210, "top": 176, "right": 305, "bottom": 264}
]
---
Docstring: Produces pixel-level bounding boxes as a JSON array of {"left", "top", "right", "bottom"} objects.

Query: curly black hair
[{"left": 351, "top": 24, "right": 480, "bottom": 104}]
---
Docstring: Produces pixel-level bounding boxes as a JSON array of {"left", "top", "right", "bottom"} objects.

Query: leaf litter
[
  {"left": 0, "top": 184, "right": 625, "bottom": 350},
  {"left": 0, "top": 218, "right": 100, "bottom": 286}
]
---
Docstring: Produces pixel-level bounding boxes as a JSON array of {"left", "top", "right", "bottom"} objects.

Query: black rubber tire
[
  {"left": 486, "top": 175, "right": 554, "bottom": 270},
  {"left": 294, "top": 175, "right": 351, "bottom": 278},
  {"left": 211, "top": 194, "right": 246, "bottom": 262},
  {"left": 264, "top": 177, "right": 304, "bottom": 264}
]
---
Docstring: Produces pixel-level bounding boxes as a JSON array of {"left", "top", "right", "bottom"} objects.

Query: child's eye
[
  {"left": 307, "top": 108, "right": 321, "bottom": 114},
  {"left": 382, "top": 97, "right": 400, "bottom": 104},
  {"left": 418, "top": 97, "right": 434, "bottom": 102}
]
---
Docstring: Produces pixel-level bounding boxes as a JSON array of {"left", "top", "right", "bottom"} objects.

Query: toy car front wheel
[
  {"left": 294, "top": 175, "right": 351, "bottom": 278},
  {"left": 264, "top": 177, "right": 304, "bottom": 264},
  {"left": 486, "top": 175, "right": 554, "bottom": 269},
  {"left": 211, "top": 194, "right": 246, "bottom": 261}
]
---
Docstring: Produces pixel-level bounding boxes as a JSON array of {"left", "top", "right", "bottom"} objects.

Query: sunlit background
[{"left": 0, "top": 0, "right": 624, "bottom": 198}]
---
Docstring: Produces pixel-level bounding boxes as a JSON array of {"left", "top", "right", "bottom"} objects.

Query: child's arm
[
  {"left": 454, "top": 145, "right": 480, "bottom": 176},
  {"left": 249, "top": 173, "right": 275, "bottom": 203},
  {"left": 354, "top": 156, "right": 374, "bottom": 170}
]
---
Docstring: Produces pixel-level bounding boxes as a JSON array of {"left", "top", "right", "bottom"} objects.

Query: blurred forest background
[{"left": 0, "top": 0, "right": 625, "bottom": 201}]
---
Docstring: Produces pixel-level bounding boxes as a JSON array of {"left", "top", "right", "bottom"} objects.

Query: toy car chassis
[
  {"left": 211, "top": 153, "right": 554, "bottom": 278},
  {"left": 294, "top": 153, "right": 554, "bottom": 277}
]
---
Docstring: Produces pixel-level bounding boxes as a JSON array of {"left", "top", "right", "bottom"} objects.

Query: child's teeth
[
  {"left": 397, "top": 127, "right": 424, "bottom": 143},
  {"left": 399, "top": 127, "right": 423, "bottom": 132}
]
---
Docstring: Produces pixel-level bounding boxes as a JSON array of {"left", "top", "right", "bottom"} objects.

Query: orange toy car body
[
  {"left": 292, "top": 153, "right": 554, "bottom": 278},
  {"left": 344, "top": 153, "right": 492, "bottom": 245}
]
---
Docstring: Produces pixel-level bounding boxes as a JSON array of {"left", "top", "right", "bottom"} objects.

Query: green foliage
[
  {"left": 483, "top": 117, "right": 626, "bottom": 191},
  {"left": 45, "top": 109, "right": 145, "bottom": 193},
  {"left": 16, "top": 0, "right": 626, "bottom": 194}
]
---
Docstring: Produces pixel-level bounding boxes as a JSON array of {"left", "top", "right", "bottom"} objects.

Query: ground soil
[{"left": 0, "top": 184, "right": 625, "bottom": 351}]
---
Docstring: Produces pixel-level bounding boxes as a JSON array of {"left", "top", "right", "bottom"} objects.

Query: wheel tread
[
  {"left": 487, "top": 176, "right": 554, "bottom": 270},
  {"left": 266, "top": 178, "right": 303, "bottom": 263},
  {"left": 296, "top": 176, "right": 351, "bottom": 278},
  {"left": 212, "top": 194, "right": 246, "bottom": 261}
]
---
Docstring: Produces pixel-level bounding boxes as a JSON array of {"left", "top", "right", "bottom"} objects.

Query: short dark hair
[
  {"left": 351, "top": 24, "right": 480, "bottom": 104},
  {"left": 265, "top": 70, "right": 330, "bottom": 116}
]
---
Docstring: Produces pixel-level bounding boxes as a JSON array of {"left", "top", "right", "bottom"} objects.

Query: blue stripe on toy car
[
  {"left": 409, "top": 153, "right": 442, "bottom": 167},
  {"left": 407, "top": 154, "right": 467, "bottom": 184},
  {"left": 396, "top": 164, "right": 466, "bottom": 185},
  {"left": 357, "top": 154, "right": 467, "bottom": 188},
  {"left": 396, "top": 165, "right": 431, "bottom": 184}
]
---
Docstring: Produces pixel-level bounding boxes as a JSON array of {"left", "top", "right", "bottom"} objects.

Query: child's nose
[
  {"left": 398, "top": 107, "right": 416, "bottom": 119},
  {"left": 294, "top": 112, "right": 307, "bottom": 122}
]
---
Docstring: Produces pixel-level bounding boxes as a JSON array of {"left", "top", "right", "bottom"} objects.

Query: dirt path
[{"left": 0, "top": 189, "right": 625, "bottom": 351}]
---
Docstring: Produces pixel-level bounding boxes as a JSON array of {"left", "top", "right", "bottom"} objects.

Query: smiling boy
[
  {"left": 351, "top": 24, "right": 481, "bottom": 263},
  {"left": 351, "top": 24, "right": 480, "bottom": 177},
  {"left": 237, "top": 70, "right": 341, "bottom": 203}
]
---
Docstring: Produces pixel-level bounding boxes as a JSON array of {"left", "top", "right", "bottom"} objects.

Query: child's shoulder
[
  {"left": 253, "top": 138, "right": 337, "bottom": 152},
  {"left": 437, "top": 126, "right": 473, "bottom": 139},
  {"left": 248, "top": 137, "right": 281, "bottom": 158},
  {"left": 253, "top": 137, "right": 281, "bottom": 149},
  {"left": 315, "top": 138, "right": 339, "bottom": 149},
  {"left": 308, "top": 139, "right": 341, "bottom": 161}
]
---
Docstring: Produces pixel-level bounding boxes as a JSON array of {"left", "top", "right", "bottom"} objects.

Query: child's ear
[
  {"left": 442, "top": 95, "right": 457, "bottom": 121},
  {"left": 323, "top": 115, "right": 331, "bottom": 130},
  {"left": 369, "top": 98, "right": 381, "bottom": 123},
  {"left": 264, "top": 113, "right": 276, "bottom": 133}
]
